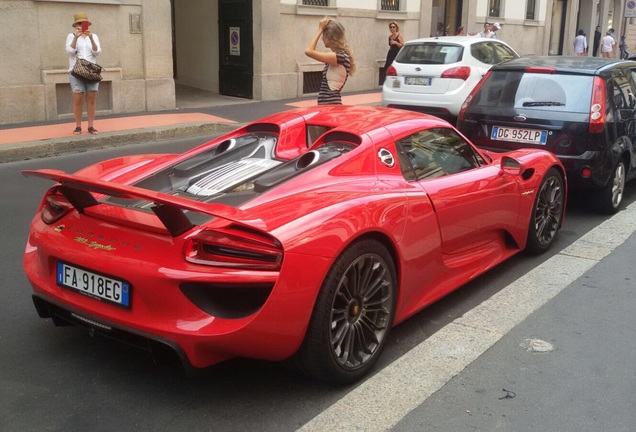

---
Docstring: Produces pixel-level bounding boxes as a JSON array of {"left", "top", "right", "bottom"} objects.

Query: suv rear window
[
  {"left": 472, "top": 71, "right": 594, "bottom": 113},
  {"left": 396, "top": 44, "right": 463, "bottom": 65}
]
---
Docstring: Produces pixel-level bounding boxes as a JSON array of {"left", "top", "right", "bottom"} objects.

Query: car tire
[
  {"left": 293, "top": 239, "right": 397, "bottom": 385},
  {"left": 596, "top": 160, "right": 626, "bottom": 214},
  {"left": 525, "top": 168, "right": 565, "bottom": 254}
]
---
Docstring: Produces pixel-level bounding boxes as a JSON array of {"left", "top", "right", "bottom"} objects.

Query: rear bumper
[
  {"left": 382, "top": 86, "right": 466, "bottom": 117},
  {"left": 32, "top": 293, "right": 198, "bottom": 372},
  {"left": 24, "top": 230, "right": 330, "bottom": 370}
]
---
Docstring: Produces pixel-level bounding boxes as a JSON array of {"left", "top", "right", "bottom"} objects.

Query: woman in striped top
[{"left": 305, "top": 17, "right": 356, "bottom": 105}]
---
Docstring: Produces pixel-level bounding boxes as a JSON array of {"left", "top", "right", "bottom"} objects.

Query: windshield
[{"left": 472, "top": 71, "right": 594, "bottom": 113}]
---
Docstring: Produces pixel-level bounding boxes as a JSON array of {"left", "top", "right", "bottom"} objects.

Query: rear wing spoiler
[{"left": 22, "top": 169, "right": 267, "bottom": 236}]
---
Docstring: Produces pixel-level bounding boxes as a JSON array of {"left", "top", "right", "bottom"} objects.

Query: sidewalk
[{"left": 0, "top": 92, "right": 382, "bottom": 163}]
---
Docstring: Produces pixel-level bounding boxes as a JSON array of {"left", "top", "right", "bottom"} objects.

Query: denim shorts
[{"left": 69, "top": 73, "right": 100, "bottom": 93}]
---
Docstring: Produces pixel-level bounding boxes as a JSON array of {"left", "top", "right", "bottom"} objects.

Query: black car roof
[{"left": 491, "top": 56, "right": 636, "bottom": 75}]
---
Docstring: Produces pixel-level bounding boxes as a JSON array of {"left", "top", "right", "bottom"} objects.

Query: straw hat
[{"left": 72, "top": 12, "right": 91, "bottom": 27}]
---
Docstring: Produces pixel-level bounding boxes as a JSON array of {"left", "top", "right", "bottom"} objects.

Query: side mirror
[{"left": 500, "top": 155, "right": 525, "bottom": 176}]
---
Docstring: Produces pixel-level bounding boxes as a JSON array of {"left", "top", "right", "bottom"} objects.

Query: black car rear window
[
  {"left": 396, "top": 44, "right": 463, "bottom": 65},
  {"left": 472, "top": 71, "right": 594, "bottom": 113}
]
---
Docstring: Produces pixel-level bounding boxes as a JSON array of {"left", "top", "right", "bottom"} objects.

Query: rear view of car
[
  {"left": 458, "top": 56, "right": 636, "bottom": 213},
  {"left": 382, "top": 36, "right": 518, "bottom": 121}
]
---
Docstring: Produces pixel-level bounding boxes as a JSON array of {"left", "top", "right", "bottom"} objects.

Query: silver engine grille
[{"left": 186, "top": 158, "right": 281, "bottom": 196}]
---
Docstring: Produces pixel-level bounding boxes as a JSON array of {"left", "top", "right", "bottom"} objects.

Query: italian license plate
[
  {"left": 405, "top": 76, "right": 432, "bottom": 86},
  {"left": 56, "top": 261, "right": 131, "bottom": 308},
  {"left": 491, "top": 126, "right": 548, "bottom": 145}
]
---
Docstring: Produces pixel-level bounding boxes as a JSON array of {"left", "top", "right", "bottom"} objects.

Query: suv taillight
[
  {"left": 589, "top": 76, "right": 606, "bottom": 133},
  {"left": 458, "top": 70, "right": 492, "bottom": 122},
  {"left": 441, "top": 66, "right": 470, "bottom": 80},
  {"left": 386, "top": 65, "right": 397, "bottom": 77}
]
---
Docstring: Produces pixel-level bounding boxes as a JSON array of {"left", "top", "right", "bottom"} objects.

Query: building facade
[{"left": 0, "top": 0, "right": 627, "bottom": 126}]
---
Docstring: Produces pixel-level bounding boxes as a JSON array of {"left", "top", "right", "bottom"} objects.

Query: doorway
[{"left": 218, "top": 0, "right": 253, "bottom": 99}]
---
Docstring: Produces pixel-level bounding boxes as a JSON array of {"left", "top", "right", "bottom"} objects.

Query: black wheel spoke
[
  {"left": 329, "top": 253, "right": 394, "bottom": 370},
  {"left": 534, "top": 176, "right": 563, "bottom": 246}
]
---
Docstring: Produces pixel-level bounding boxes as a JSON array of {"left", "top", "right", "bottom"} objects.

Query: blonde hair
[
  {"left": 323, "top": 20, "right": 356, "bottom": 76},
  {"left": 389, "top": 21, "right": 399, "bottom": 31}
]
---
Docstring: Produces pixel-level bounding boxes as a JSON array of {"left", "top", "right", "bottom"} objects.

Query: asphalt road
[{"left": 2, "top": 135, "right": 635, "bottom": 432}]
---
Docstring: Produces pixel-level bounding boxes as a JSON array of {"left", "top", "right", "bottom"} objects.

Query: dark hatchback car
[{"left": 457, "top": 56, "right": 636, "bottom": 213}]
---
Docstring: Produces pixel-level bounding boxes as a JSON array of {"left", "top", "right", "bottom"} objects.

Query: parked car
[
  {"left": 382, "top": 36, "right": 519, "bottom": 121},
  {"left": 23, "top": 106, "right": 565, "bottom": 385},
  {"left": 457, "top": 56, "right": 636, "bottom": 214}
]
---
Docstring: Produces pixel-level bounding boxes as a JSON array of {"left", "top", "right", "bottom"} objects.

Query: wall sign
[{"left": 230, "top": 27, "right": 240, "bottom": 56}]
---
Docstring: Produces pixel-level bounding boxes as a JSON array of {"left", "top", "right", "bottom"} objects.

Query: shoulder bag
[{"left": 71, "top": 58, "right": 104, "bottom": 83}]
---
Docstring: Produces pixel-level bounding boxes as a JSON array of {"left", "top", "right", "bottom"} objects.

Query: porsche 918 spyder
[{"left": 23, "top": 106, "right": 566, "bottom": 384}]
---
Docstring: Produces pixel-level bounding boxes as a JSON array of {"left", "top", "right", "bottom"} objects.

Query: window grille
[
  {"left": 303, "top": 71, "right": 322, "bottom": 94},
  {"left": 381, "top": 0, "right": 400, "bottom": 11},
  {"left": 489, "top": 0, "right": 500, "bottom": 17},
  {"left": 302, "top": 0, "right": 329, "bottom": 6},
  {"left": 526, "top": 0, "right": 536, "bottom": 20}
]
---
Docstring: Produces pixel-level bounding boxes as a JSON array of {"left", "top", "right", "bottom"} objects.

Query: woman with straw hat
[{"left": 65, "top": 12, "right": 102, "bottom": 135}]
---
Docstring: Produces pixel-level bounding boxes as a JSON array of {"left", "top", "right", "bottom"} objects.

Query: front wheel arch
[{"left": 525, "top": 167, "right": 565, "bottom": 254}]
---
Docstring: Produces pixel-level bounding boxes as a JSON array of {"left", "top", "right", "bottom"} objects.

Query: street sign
[
  {"left": 230, "top": 27, "right": 240, "bottom": 56},
  {"left": 626, "top": 0, "right": 636, "bottom": 18}
]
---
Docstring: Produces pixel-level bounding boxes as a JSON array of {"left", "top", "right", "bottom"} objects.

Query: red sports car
[{"left": 23, "top": 106, "right": 566, "bottom": 384}]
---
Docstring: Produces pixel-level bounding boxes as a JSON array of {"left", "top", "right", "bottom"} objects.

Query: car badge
[
  {"left": 415, "top": 67, "right": 421, "bottom": 72},
  {"left": 514, "top": 115, "right": 527, "bottom": 122}
]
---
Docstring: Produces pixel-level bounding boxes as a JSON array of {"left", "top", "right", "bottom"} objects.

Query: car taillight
[
  {"left": 441, "top": 66, "right": 470, "bottom": 80},
  {"left": 589, "top": 76, "right": 606, "bottom": 133},
  {"left": 458, "top": 70, "right": 492, "bottom": 122},
  {"left": 386, "top": 65, "right": 397, "bottom": 77},
  {"left": 184, "top": 227, "right": 283, "bottom": 270},
  {"left": 41, "top": 188, "right": 74, "bottom": 224}
]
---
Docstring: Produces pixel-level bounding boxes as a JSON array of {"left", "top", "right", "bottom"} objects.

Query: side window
[
  {"left": 471, "top": 43, "right": 495, "bottom": 65},
  {"left": 395, "top": 128, "right": 484, "bottom": 180},
  {"left": 493, "top": 43, "right": 518, "bottom": 63},
  {"left": 626, "top": 68, "right": 636, "bottom": 108},
  {"left": 611, "top": 70, "right": 632, "bottom": 109}
]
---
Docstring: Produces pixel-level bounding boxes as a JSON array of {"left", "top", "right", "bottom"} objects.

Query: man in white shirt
[{"left": 601, "top": 31, "right": 616, "bottom": 58}]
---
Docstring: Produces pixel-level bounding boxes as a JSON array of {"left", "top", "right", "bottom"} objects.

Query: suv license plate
[
  {"left": 491, "top": 126, "right": 547, "bottom": 145},
  {"left": 405, "top": 77, "right": 432, "bottom": 86},
  {"left": 56, "top": 261, "right": 131, "bottom": 308}
]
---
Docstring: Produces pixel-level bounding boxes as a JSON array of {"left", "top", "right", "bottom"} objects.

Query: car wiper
[{"left": 522, "top": 101, "right": 565, "bottom": 107}]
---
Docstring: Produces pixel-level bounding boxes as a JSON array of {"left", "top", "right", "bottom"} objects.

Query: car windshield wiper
[{"left": 522, "top": 101, "right": 566, "bottom": 107}]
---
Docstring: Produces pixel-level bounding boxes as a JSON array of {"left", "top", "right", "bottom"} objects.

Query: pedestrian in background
[
  {"left": 305, "top": 17, "right": 355, "bottom": 105},
  {"left": 66, "top": 12, "right": 101, "bottom": 135},
  {"left": 488, "top": 22, "right": 501, "bottom": 39},
  {"left": 383, "top": 21, "right": 404, "bottom": 74},
  {"left": 620, "top": 34, "right": 629, "bottom": 59},
  {"left": 476, "top": 22, "right": 492, "bottom": 38},
  {"left": 593, "top": 26, "right": 601, "bottom": 56},
  {"left": 455, "top": 26, "right": 465, "bottom": 36},
  {"left": 573, "top": 29, "right": 588, "bottom": 56},
  {"left": 601, "top": 30, "right": 616, "bottom": 58}
]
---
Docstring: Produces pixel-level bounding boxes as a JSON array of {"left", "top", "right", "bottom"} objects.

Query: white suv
[{"left": 381, "top": 36, "right": 518, "bottom": 121}]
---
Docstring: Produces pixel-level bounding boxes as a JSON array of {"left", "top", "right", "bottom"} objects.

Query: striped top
[{"left": 318, "top": 51, "right": 351, "bottom": 105}]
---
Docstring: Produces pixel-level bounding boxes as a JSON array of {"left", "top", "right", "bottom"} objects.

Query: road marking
[{"left": 299, "top": 201, "right": 636, "bottom": 432}]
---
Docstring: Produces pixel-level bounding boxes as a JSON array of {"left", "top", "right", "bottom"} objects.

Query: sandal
[
  {"left": 73, "top": 126, "right": 81, "bottom": 135},
  {"left": 88, "top": 127, "right": 99, "bottom": 135}
]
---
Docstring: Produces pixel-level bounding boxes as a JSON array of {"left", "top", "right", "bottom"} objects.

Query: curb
[{"left": 0, "top": 121, "right": 242, "bottom": 163}]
